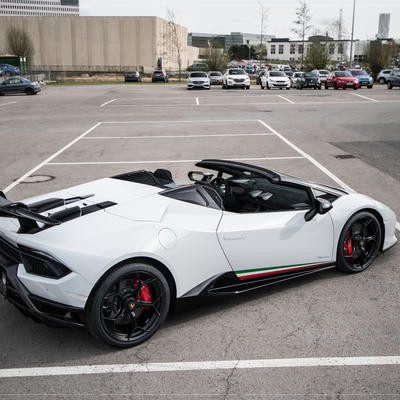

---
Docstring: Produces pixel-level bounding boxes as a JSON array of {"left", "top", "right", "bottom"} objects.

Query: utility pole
[
  {"left": 247, "top": 39, "right": 251, "bottom": 62},
  {"left": 349, "top": 0, "right": 356, "bottom": 67},
  {"left": 338, "top": 9, "right": 343, "bottom": 40}
]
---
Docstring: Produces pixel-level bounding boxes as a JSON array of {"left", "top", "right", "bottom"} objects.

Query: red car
[{"left": 325, "top": 71, "right": 359, "bottom": 90}]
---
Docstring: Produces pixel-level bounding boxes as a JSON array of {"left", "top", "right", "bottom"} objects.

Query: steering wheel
[{"left": 211, "top": 177, "right": 231, "bottom": 198}]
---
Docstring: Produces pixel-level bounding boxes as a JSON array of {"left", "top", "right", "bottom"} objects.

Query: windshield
[
  {"left": 228, "top": 69, "right": 246, "bottom": 75},
  {"left": 394, "top": 70, "right": 400, "bottom": 76},
  {"left": 270, "top": 72, "right": 286, "bottom": 77},
  {"left": 350, "top": 70, "right": 368, "bottom": 76},
  {"left": 190, "top": 72, "right": 207, "bottom": 78},
  {"left": 304, "top": 72, "right": 317, "bottom": 78},
  {"left": 209, "top": 72, "right": 222, "bottom": 76},
  {"left": 336, "top": 71, "right": 352, "bottom": 77},
  {"left": 318, "top": 70, "right": 329, "bottom": 75}
]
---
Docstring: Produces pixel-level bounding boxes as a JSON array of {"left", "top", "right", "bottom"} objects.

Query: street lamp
[
  {"left": 247, "top": 39, "right": 251, "bottom": 62},
  {"left": 349, "top": 0, "right": 356, "bottom": 68}
]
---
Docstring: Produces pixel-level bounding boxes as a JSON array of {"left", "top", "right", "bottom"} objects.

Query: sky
[{"left": 80, "top": 0, "right": 400, "bottom": 41}]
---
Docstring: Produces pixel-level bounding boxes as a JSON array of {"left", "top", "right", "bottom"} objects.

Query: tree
[
  {"left": 365, "top": 40, "right": 400, "bottom": 80},
  {"left": 204, "top": 40, "right": 228, "bottom": 71},
  {"left": 291, "top": 1, "right": 312, "bottom": 68},
  {"left": 258, "top": 0, "right": 269, "bottom": 62},
  {"left": 329, "top": 9, "right": 347, "bottom": 40},
  {"left": 6, "top": 26, "right": 34, "bottom": 64},
  {"left": 228, "top": 45, "right": 258, "bottom": 61},
  {"left": 304, "top": 42, "right": 330, "bottom": 71},
  {"left": 165, "top": 8, "right": 182, "bottom": 81}
]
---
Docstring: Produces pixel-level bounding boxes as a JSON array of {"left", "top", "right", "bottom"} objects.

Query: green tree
[
  {"left": 304, "top": 42, "right": 330, "bottom": 71},
  {"left": 6, "top": 26, "right": 34, "bottom": 64},
  {"left": 365, "top": 40, "right": 400, "bottom": 80},
  {"left": 228, "top": 45, "right": 258, "bottom": 61}
]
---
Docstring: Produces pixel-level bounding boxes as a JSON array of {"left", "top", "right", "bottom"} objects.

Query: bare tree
[
  {"left": 291, "top": 1, "right": 313, "bottom": 68},
  {"left": 329, "top": 9, "right": 347, "bottom": 40},
  {"left": 258, "top": 1, "right": 269, "bottom": 63},
  {"left": 205, "top": 40, "right": 228, "bottom": 71},
  {"left": 165, "top": 8, "right": 182, "bottom": 81},
  {"left": 6, "top": 26, "right": 34, "bottom": 64}
]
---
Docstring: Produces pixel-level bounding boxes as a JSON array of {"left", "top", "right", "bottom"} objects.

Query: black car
[
  {"left": 152, "top": 70, "right": 169, "bottom": 83},
  {"left": 0, "top": 77, "right": 41, "bottom": 95},
  {"left": 387, "top": 69, "right": 400, "bottom": 89},
  {"left": 124, "top": 71, "right": 141, "bottom": 82},
  {"left": 295, "top": 72, "right": 321, "bottom": 90}
]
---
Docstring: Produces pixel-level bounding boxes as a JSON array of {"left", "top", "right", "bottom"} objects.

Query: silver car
[
  {"left": 377, "top": 69, "right": 393, "bottom": 84},
  {"left": 291, "top": 72, "right": 303, "bottom": 88},
  {"left": 187, "top": 71, "right": 210, "bottom": 90},
  {"left": 209, "top": 71, "right": 223, "bottom": 85}
]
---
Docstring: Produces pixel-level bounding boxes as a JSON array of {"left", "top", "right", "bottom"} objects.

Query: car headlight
[{"left": 354, "top": 79, "right": 359, "bottom": 84}]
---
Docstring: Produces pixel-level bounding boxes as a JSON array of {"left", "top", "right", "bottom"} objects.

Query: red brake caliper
[
  {"left": 344, "top": 231, "right": 353, "bottom": 257},
  {"left": 133, "top": 280, "right": 151, "bottom": 310}
]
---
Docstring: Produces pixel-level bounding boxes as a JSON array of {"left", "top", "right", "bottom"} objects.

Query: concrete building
[
  {"left": 377, "top": 13, "right": 390, "bottom": 39},
  {"left": 267, "top": 36, "right": 351, "bottom": 63},
  {"left": 0, "top": 16, "right": 199, "bottom": 72},
  {"left": 188, "top": 31, "right": 275, "bottom": 52},
  {"left": 0, "top": 0, "right": 79, "bottom": 16}
]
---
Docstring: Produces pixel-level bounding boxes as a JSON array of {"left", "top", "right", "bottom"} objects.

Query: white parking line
[
  {"left": 2, "top": 122, "right": 102, "bottom": 194},
  {"left": 0, "top": 356, "right": 399, "bottom": 378},
  {"left": 277, "top": 95, "right": 295, "bottom": 104},
  {"left": 196, "top": 97, "right": 200, "bottom": 106},
  {"left": 101, "top": 119, "right": 259, "bottom": 124},
  {"left": 100, "top": 99, "right": 117, "bottom": 107},
  {"left": 48, "top": 157, "right": 305, "bottom": 166},
  {"left": 349, "top": 93, "right": 379, "bottom": 103},
  {"left": 82, "top": 133, "right": 275, "bottom": 140},
  {"left": 0, "top": 101, "right": 18, "bottom": 107}
]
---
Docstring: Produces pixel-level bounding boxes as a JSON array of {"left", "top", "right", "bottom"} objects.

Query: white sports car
[{"left": 0, "top": 160, "right": 397, "bottom": 348}]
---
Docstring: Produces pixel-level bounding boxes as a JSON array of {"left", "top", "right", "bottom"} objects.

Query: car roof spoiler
[{"left": 195, "top": 159, "right": 281, "bottom": 183}]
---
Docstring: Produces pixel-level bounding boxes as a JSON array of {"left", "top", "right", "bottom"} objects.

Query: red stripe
[{"left": 238, "top": 263, "right": 329, "bottom": 280}]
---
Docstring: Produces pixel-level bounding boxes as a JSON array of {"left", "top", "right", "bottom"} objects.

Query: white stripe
[
  {"left": 0, "top": 101, "right": 18, "bottom": 107},
  {"left": 195, "top": 97, "right": 199, "bottom": 106},
  {"left": 47, "top": 157, "right": 305, "bottom": 166},
  {"left": 257, "top": 120, "right": 354, "bottom": 192},
  {"left": 236, "top": 263, "right": 326, "bottom": 278},
  {"left": 277, "top": 95, "right": 295, "bottom": 104},
  {"left": 2, "top": 122, "right": 102, "bottom": 194},
  {"left": 0, "top": 356, "right": 399, "bottom": 378},
  {"left": 82, "top": 133, "right": 275, "bottom": 140},
  {"left": 101, "top": 119, "right": 258, "bottom": 124},
  {"left": 100, "top": 99, "right": 117, "bottom": 107},
  {"left": 349, "top": 93, "right": 379, "bottom": 102}
]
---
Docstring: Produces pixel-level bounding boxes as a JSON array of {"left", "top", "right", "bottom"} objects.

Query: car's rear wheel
[
  {"left": 337, "top": 211, "right": 382, "bottom": 273},
  {"left": 87, "top": 262, "right": 170, "bottom": 348},
  {"left": 379, "top": 78, "right": 386, "bottom": 84},
  {"left": 388, "top": 82, "right": 393, "bottom": 89}
]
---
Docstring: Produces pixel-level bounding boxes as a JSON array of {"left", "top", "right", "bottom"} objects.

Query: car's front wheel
[
  {"left": 337, "top": 211, "right": 382, "bottom": 273},
  {"left": 25, "top": 88, "right": 34, "bottom": 95},
  {"left": 87, "top": 262, "right": 170, "bottom": 348}
]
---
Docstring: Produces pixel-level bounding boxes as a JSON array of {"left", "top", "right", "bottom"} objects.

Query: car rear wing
[{"left": 0, "top": 191, "right": 115, "bottom": 234}]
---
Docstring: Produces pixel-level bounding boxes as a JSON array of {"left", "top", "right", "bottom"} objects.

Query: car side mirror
[
  {"left": 188, "top": 171, "right": 214, "bottom": 183},
  {"left": 304, "top": 198, "right": 332, "bottom": 221}
]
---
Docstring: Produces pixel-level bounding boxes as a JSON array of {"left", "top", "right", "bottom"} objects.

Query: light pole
[
  {"left": 247, "top": 39, "right": 251, "bottom": 62},
  {"left": 349, "top": 0, "right": 356, "bottom": 68}
]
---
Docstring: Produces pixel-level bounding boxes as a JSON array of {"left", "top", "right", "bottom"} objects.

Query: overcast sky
[{"left": 80, "top": 0, "right": 399, "bottom": 40}]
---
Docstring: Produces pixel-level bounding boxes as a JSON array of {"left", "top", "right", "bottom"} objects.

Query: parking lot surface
[{"left": 0, "top": 84, "right": 399, "bottom": 399}]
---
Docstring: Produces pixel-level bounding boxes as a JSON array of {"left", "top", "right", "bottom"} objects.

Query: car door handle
[{"left": 223, "top": 233, "right": 246, "bottom": 241}]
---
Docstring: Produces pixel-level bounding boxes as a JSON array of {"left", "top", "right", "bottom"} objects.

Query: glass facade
[{"left": 0, "top": 0, "right": 79, "bottom": 16}]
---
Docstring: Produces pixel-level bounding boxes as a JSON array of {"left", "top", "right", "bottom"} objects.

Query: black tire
[
  {"left": 266, "top": 82, "right": 270, "bottom": 89},
  {"left": 325, "top": 83, "right": 329, "bottom": 90},
  {"left": 388, "top": 82, "right": 392, "bottom": 90},
  {"left": 336, "top": 211, "right": 382, "bottom": 273},
  {"left": 367, "top": 85, "right": 373, "bottom": 89},
  {"left": 334, "top": 83, "right": 338, "bottom": 90},
  {"left": 25, "top": 88, "right": 34, "bottom": 95},
  {"left": 260, "top": 83, "right": 264, "bottom": 89},
  {"left": 353, "top": 86, "right": 358, "bottom": 90},
  {"left": 379, "top": 78, "right": 386, "bottom": 84},
  {"left": 86, "top": 262, "right": 170, "bottom": 348}
]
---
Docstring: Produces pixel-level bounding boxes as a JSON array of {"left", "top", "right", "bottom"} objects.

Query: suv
[
  {"left": 124, "top": 71, "right": 141, "bottom": 82},
  {"left": 152, "top": 70, "right": 169, "bottom": 82},
  {"left": 348, "top": 69, "right": 373, "bottom": 88},
  {"left": 376, "top": 69, "right": 392, "bottom": 84},
  {"left": 387, "top": 69, "right": 400, "bottom": 89},
  {"left": 187, "top": 63, "right": 207, "bottom": 71},
  {"left": 222, "top": 68, "right": 250, "bottom": 90},
  {"left": 0, "top": 64, "right": 20, "bottom": 76}
]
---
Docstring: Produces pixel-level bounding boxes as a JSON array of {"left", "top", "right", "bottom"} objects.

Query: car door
[
  {"left": 217, "top": 180, "right": 334, "bottom": 280},
  {"left": 0, "top": 78, "right": 17, "bottom": 94}
]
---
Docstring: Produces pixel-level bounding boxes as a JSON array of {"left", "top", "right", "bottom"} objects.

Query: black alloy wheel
[
  {"left": 337, "top": 212, "right": 382, "bottom": 273},
  {"left": 87, "top": 263, "right": 170, "bottom": 348}
]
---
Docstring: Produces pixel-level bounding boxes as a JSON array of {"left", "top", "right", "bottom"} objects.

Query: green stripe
[{"left": 235, "top": 262, "right": 320, "bottom": 275}]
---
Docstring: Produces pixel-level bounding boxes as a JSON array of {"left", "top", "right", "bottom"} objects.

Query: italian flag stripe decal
[{"left": 235, "top": 262, "right": 332, "bottom": 280}]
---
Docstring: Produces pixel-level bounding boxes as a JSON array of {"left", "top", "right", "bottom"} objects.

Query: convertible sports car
[{"left": 0, "top": 160, "right": 397, "bottom": 348}]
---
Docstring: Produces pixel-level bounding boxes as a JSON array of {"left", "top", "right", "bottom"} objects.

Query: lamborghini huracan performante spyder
[{"left": 0, "top": 160, "right": 397, "bottom": 347}]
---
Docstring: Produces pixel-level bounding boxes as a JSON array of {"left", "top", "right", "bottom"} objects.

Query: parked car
[
  {"left": 245, "top": 65, "right": 255, "bottom": 74},
  {"left": 261, "top": 71, "right": 291, "bottom": 90},
  {"left": 312, "top": 69, "right": 329, "bottom": 83},
  {"left": 387, "top": 69, "right": 400, "bottom": 89},
  {"left": 325, "top": 71, "right": 359, "bottom": 90},
  {"left": 124, "top": 71, "right": 141, "bottom": 82},
  {"left": 256, "top": 70, "right": 266, "bottom": 85},
  {"left": 285, "top": 71, "right": 294, "bottom": 79},
  {"left": 291, "top": 71, "right": 303, "bottom": 88},
  {"left": 222, "top": 68, "right": 250, "bottom": 90},
  {"left": 0, "top": 77, "right": 41, "bottom": 95},
  {"left": 208, "top": 71, "right": 223, "bottom": 85},
  {"left": 348, "top": 69, "right": 373, "bottom": 88},
  {"left": 187, "top": 63, "right": 208, "bottom": 71},
  {"left": 187, "top": 71, "right": 210, "bottom": 90},
  {"left": 295, "top": 72, "right": 321, "bottom": 90},
  {"left": 0, "top": 63, "right": 20, "bottom": 76},
  {"left": 152, "top": 70, "right": 168, "bottom": 83},
  {"left": 0, "top": 159, "right": 396, "bottom": 348},
  {"left": 376, "top": 69, "right": 392, "bottom": 84}
]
